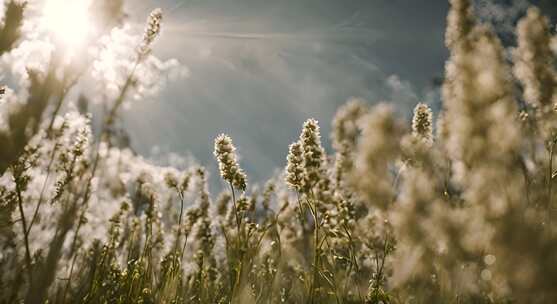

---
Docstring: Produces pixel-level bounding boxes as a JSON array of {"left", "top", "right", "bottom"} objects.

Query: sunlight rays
[{"left": 41, "top": 0, "right": 93, "bottom": 51}]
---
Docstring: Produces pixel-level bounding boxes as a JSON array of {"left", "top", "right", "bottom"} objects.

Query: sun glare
[{"left": 42, "top": 0, "right": 93, "bottom": 50}]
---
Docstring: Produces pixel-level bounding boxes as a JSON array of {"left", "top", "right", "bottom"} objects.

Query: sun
[{"left": 42, "top": 0, "right": 93, "bottom": 50}]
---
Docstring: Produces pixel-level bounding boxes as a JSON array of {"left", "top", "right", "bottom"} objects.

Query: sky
[{"left": 117, "top": 0, "right": 557, "bottom": 187}]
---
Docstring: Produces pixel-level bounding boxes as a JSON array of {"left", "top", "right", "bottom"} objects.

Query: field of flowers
[{"left": 1, "top": 0, "right": 557, "bottom": 303}]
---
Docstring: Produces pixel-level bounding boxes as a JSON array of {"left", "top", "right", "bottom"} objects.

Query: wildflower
[
  {"left": 236, "top": 195, "right": 249, "bottom": 214},
  {"left": 195, "top": 217, "right": 214, "bottom": 255},
  {"left": 443, "top": 0, "right": 475, "bottom": 122},
  {"left": 184, "top": 208, "right": 200, "bottom": 236},
  {"left": 332, "top": 141, "right": 352, "bottom": 192},
  {"left": 513, "top": 7, "right": 557, "bottom": 139},
  {"left": 195, "top": 167, "right": 211, "bottom": 216},
  {"left": 180, "top": 172, "right": 191, "bottom": 192},
  {"left": 165, "top": 170, "right": 190, "bottom": 194},
  {"left": 514, "top": 7, "right": 556, "bottom": 109},
  {"left": 214, "top": 134, "right": 247, "bottom": 191},
  {"left": 444, "top": 25, "right": 521, "bottom": 182},
  {"left": 215, "top": 192, "right": 231, "bottom": 217},
  {"left": 285, "top": 142, "right": 304, "bottom": 192},
  {"left": 433, "top": 0, "right": 527, "bottom": 296},
  {"left": 411, "top": 103, "right": 433, "bottom": 146},
  {"left": 445, "top": 0, "right": 475, "bottom": 50},
  {"left": 331, "top": 98, "right": 368, "bottom": 151},
  {"left": 299, "top": 119, "right": 326, "bottom": 192},
  {"left": 330, "top": 100, "right": 368, "bottom": 194},
  {"left": 390, "top": 165, "right": 440, "bottom": 286},
  {"left": 352, "top": 104, "right": 403, "bottom": 210},
  {"left": 138, "top": 8, "right": 163, "bottom": 58},
  {"left": 71, "top": 127, "right": 90, "bottom": 158},
  {"left": 261, "top": 181, "right": 275, "bottom": 210},
  {"left": 435, "top": 111, "right": 448, "bottom": 144},
  {"left": 164, "top": 171, "right": 178, "bottom": 189}
]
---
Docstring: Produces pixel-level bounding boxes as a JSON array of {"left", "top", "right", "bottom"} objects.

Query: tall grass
[{"left": 1, "top": 0, "right": 557, "bottom": 303}]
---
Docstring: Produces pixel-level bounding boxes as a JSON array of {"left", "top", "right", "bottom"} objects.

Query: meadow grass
[{"left": 1, "top": 0, "right": 557, "bottom": 303}]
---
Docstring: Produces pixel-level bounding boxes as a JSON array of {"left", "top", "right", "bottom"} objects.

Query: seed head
[
  {"left": 445, "top": 0, "right": 475, "bottom": 50},
  {"left": 195, "top": 167, "right": 211, "bottom": 216},
  {"left": 285, "top": 141, "right": 304, "bottom": 192},
  {"left": 331, "top": 98, "right": 368, "bottom": 151},
  {"left": 71, "top": 127, "right": 90, "bottom": 158},
  {"left": 514, "top": 7, "right": 556, "bottom": 110},
  {"left": 164, "top": 171, "right": 178, "bottom": 189},
  {"left": 300, "top": 119, "right": 326, "bottom": 191},
  {"left": 352, "top": 104, "right": 403, "bottom": 209},
  {"left": 215, "top": 192, "right": 231, "bottom": 217},
  {"left": 412, "top": 103, "right": 433, "bottom": 145},
  {"left": 138, "top": 8, "right": 163, "bottom": 58},
  {"left": 214, "top": 134, "right": 247, "bottom": 191}
]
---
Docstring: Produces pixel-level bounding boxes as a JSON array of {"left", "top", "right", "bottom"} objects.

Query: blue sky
[{"left": 120, "top": 0, "right": 557, "bottom": 188}]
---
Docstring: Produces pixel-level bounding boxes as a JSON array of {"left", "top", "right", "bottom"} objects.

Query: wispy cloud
[{"left": 121, "top": 0, "right": 450, "bottom": 183}]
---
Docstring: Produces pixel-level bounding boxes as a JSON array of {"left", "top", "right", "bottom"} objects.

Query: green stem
[
  {"left": 105, "top": 61, "right": 139, "bottom": 130},
  {"left": 228, "top": 182, "right": 243, "bottom": 303},
  {"left": 548, "top": 140, "right": 555, "bottom": 228},
  {"left": 308, "top": 193, "right": 320, "bottom": 304},
  {"left": 26, "top": 141, "right": 59, "bottom": 237},
  {"left": 16, "top": 180, "right": 33, "bottom": 284},
  {"left": 175, "top": 190, "right": 185, "bottom": 252}
]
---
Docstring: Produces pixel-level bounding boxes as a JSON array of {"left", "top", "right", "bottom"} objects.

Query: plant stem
[
  {"left": 228, "top": 182, "right": 243, "bottom": 303},
  {"left": 308, "top": 193, "right": 320, "bottom": 304},
  {"left": 105, "top": 61, "right": 139, "bottom": 129},
  {"left": 175, "top": 190, "right": 185, "bottom": 251},
  {"left": 548, "top": 140, "right": 555, "bottom": 228},
  {"left": 16, "top": 181, "right": 33, "bottom": 284},
  {"left": 26, "top": 141, "right": 59, "bottom": 237},
  {"left": 46, "top": 74, "right": 80, "bottom": 137},
  {"left": 295, "top": 191, "right": 305, "bottom": 225},
  {"left": 62, "top": 210, "right": 85, "bottom": 303},
  {"left": 229, "top": 182, "right": 241, "bottom": 237}
]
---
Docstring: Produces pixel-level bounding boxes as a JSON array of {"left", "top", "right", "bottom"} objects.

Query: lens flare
[{"left": 42, "top": 0, "right": 92, "bottom": 50}]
